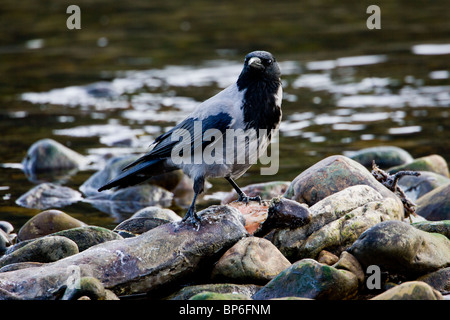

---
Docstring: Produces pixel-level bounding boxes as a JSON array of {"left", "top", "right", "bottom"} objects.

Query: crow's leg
[
  {"left": 182, "top": 192, "right": 200, "bottom": 223},
  {"left": 182, "top": 176, "right": 204, "bottom": 224},
  {"left": 225, "top": 177, "right": 261, "bottom": 204}
]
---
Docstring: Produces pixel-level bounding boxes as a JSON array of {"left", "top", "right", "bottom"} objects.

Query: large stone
[
  {"left": 348, "top": 146, "right": 413, "bottom": 169},
  {"left": 284, "top": 155, "right": 403, "bottom": 207},
  {"left": 130, "top": 206, "right": 181, "bottom": 221},
  {"left": 388, "top": 154, "right": 449, "bottom": 178},
  {"left": 0, "top": 205, "right": 248, "bottom": 299},
  {"left": 256, "top": 197, "right": 311, "bottom": 236},
  {"left": 333, "top": 251, "right": 365, "bottom": 285},
  {"left": 17, "top": 209, "right": 86, "bottom": 241},
  {"left": 114, "top": 206, "right": 181, "bottom": 235},
  {"left": 226, "top": 201, "right": 269, "bottom": 235},
  {"left": 169, "top": 283, "right": 261, "bottom": 300},
  {"left": 8, "top": 226, "right": 123, "bottom": 254},
  {"left": 0, "top": 236, "right": 79, "bottom": 268},
  {"left": 50, "top": 226, "right": 123, "bottom": 251},
  {"left": 412, "top": 220, "right": 450, "bottom": 239},
  {"left": 252, "top": 259, "right": 358, "bottom": 300},
  {"left": 226, "top": 197, "right": 310, "bottom": 237},
  {"left": 211, "top": 237, "right": 291, "bottom": 284},
  {"left": 416, "top": 267, "right": 450, "bottom": 294},
  {"left": 415, "top": 183, "right": 450, "bottom": 221},
  {"left": 272, "top": 185, "right": 403, "bottom": 261},
  {"left": 113, "top": 217, "right": 169, "bottom": 235},
  {"left": 22, "top": 138, "right": 88, "bottom": 173},
  {"left": 15, "top": 183, "right": 83, "bottom": 210},
  {"left": 317, "top": 250, "right": 339, "bottom": 266},
  {"left": 370, "top": 281, "right": 443, "bottom": 300},
  {"left": 349, "top": 220, "right": 450, "bottom": 278}
]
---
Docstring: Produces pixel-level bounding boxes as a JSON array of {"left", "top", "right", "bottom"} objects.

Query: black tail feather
[{"left": 98, "top": 158, "right": 175, "bottom": 191}]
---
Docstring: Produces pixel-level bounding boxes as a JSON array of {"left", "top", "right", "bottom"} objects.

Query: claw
[
  {"left": 237, "top": 193, "right": 262, "bottom": 205},
  {"left": 182, "top": 207, "right": 201, "bottom": 228}
]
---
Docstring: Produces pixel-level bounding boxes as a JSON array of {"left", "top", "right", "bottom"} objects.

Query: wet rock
[
  {"left": 211, "top": 237, "right": 291, "bottom": 284},
  {"left": 349, "top": 146, "right": 413, "bottom": 169},
  {"left": 416, "top": 267, "right": 450, "bottom": 294},
  {"left": 388, "top": 154, "right": 450, "bottom": 178},
  {"left": 284, "top": 155, "right": 403, "bottom": 207},
  {"left": 7, "top": 226, "right": 122, "bottom": 254},
  {"left": 227, "top": 201, "right": 268, "bottom": 235},
  {"left": 398, "top": 171, "right": 450, "bottom": 201},
  {"left": 252, "top": 258, "right": 358, "bottom": 300},
  {"left": 349, "top": 220, "right": 450, "bottom": 278},
  {"left": 0, "top": 205, "right": 248, "bottom": 299},
  {"left": 114, "top": 217, "right": 170, "bottom": 235},
  {"left": 221, "top": 181, "right": 290, "bottom": 204},
  {"left": 111, "top": 184, "right": 173, "bottom": 208},
  {"left": 16, "top": 183, "right": 83, "bottom": 210},
  {"left": 169, "top": 283, "right": 261, "bottom": 300},
  {"left": 317, "top": 250, "right": 339, "bottom": 265},
  {"left": 114, "top": 206, "right": 181, "bottom": 235},
  {"left": 272, "top": 185, "right": 403, "bottom": 261},
  {"left": 412, "top": 220, "right": 450, "bottom": 239},
  {"left": 370, "top": 281, "right": 443, "bottom": 300},
  {"left": 130, "top": 206, "right": 180, "bottom": 221},
  {"left": 190, "top": 292, "right": 251, "bottom": 300},
  {"left": 50, "top": 226, "right": 123, "bottom": 251},
  {"left": 333, "top": 251, "right": 365, "bottom": 285},
  {"left": 22, "top": 138, "right": 88, "bottom": 174},
  {"left": 415, "top": 183, "right": 450, "bottom": 220},
  {"left": 256, "top": 197, "right": 311, "bottom": 236},
  {"left": 0, "top": 236, "right": 79, "bottom": 268},
  {"left": 17, "top": 209, "right": 86, "bottom": 241}
]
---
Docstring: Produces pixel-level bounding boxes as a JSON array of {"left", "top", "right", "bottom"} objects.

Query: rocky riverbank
[{"left": 0, "top": 140, "right": 449, "bottom": 300}]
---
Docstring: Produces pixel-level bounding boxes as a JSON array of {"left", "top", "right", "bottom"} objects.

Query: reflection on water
[
  {"left": 20, "top": 50, "right": 450, "bottom": 147},
  {"left": 0, "top": 0, "right": 449, "bottom": 229}
]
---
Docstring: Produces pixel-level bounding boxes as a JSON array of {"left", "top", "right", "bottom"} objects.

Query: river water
[{"left": 0, "top": 0, "right": 449, "bottom": 230}]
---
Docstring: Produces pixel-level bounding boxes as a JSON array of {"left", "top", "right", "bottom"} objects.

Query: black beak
[{"left": 248, "top": 57, "right": 264, "bottom": 70}]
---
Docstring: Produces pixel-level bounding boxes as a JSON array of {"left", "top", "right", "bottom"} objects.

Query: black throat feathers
[{"left": 237, "top": 74, "right": 282, "bottom": 133}]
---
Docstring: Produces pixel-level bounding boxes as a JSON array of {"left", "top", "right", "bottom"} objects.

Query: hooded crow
[{"left": 98, "top": 51, "right": 282, "bottom": 224}]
